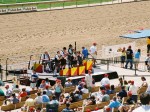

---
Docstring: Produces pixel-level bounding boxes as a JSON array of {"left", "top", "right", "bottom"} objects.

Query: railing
[{"left": 0, "top": 0, "right": 146, "bottom": 14}]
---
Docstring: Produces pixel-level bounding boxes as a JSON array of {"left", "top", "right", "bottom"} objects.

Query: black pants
[{"left": 55, "top": 92, "right": 61, "bottom": 100}]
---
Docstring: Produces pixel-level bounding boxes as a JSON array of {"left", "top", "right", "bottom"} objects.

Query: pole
[
  {"left": 134, "top": 61, "right": 137, "bottom": 76},
  {"left": 75, "top": 41, "right": 76, "bottom": 51},
  {"left": 107, "top": 60, "right": 109, "bottom": 70},
  {"left": 6, "top": 58, "right": 9, "bottom": 81}
]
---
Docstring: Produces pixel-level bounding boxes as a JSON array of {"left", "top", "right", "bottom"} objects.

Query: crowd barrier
[{"left": 0, "top": 0, "right": 148, "bottom": 14}]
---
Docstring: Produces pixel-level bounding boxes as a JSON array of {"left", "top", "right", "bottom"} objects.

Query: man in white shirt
[
  {"left": 133, "top": 93, "right": 150, "bottom": 112},
  {"left": 129, "top": 81, "right": 139, "bottom": 103},
  {"left": 100, "top": 74, "right": 110, "bottom": 86},
  {"left": 81, "top": 85, "right": 89, "bottom": 93},
  {"left": 34, "top": 92, "right": 42, "bottom": 104},
  {"left": 54, "top": 51, "right": 61, "bottom": 76},
  {"left": 85, "top": 70, "right": 93, "bottom": 92},
  {"left": 65, "top": 79, "right": 73, "bottom": 87},
  {"left": 90, "top": 42, "right": 97, "bottom": 67},
  {"left": 41, "top": 51, "right": 51, "bottom": 72}
]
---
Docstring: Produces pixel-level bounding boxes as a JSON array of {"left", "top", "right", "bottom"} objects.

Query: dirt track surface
[{"left": 0, "top": 1, "right": 150, "bottom": 61}]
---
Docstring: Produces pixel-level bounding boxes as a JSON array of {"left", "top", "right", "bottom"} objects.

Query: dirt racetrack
[{"left": 0, "top": 1, "right": 150, "bottom": 61}]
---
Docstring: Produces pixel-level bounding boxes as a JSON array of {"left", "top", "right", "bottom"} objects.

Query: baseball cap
[
  {"left": 45, "top": 85, "right": 50, "bottom": 89},
  {"left": 93, "top": 42, "right": 97, "bottom": 45},
  {"left": 5, "top": 85, "right": 9, "bottom": 88}
]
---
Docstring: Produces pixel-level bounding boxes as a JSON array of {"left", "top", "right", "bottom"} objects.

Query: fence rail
[{"left": 0, "top": 0, "right": 146, "bottom": 14}]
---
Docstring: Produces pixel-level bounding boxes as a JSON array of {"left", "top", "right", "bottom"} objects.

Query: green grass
[{"left": 0, "top": 0, "right": 112, "bottom": 9}]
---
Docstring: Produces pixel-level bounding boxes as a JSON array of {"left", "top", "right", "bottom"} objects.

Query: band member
[
  {"left": 41, "top": 51, "right": 51, "bottom": 72},
  {"left": 54, "top": 51, "right": 62, "bottom": 76},
  {"left": 60, "top": 47, "right": 68, "bottom": 69},
  {"left": 68, "top": 44, "right": 73, "bottom": 68},
  {"left": 77, "top": 51, "right": 83, "bottom": 66}
]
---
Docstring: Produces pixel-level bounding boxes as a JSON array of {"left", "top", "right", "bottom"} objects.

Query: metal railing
[{"left": 0, "top": 0, "right": 148, "bottom": 14}]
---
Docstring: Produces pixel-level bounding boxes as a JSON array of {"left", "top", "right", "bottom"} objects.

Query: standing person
[
  {"left": 68, "top": 44, "right": 73, "bottom": 68},
  {"left": 134, "top": 49, "right": 141, "bottom": 69},
  {"left": 146, "top": 37, "right": 150, "bottom": 53},
  {"left": 85, "top": 70, "right": 93, "bottom": 92},
  {"left": 41, "top": 51, "right": 51, "bottom": 72},
  {"left": 120, "top": 47, "right": 126, "bottom": 68},
  {"left": 90, "top": 42, "right": 97, "bottom": 67},
  {"left": 125, "top": 46, "right": 133, "bottom": 69},
  {"left": 53, "top": 79, "right": 63, "bottom": 100},
  {"left": 72, "top": 49, "right": 77, "bottom": 67},
  {"left": 54, "top": 51, "right": 61, "bottom": 76},
  {"left": 77, "top": 51, "right": 83, "bottom": 66},
  {"left": 60, "top": 47, "right": 68, "bottom": 69},
  {"left": 82, "top": 47, "right": 88, "bottom": 60},
  {"left": 30, "top": 70, "right": 39, "bottom": 89},
  {"left": 145, "top": 54, "right": 150, "bottom": 71},
  {"left": 12, "top": 76, "right": 18, "bottom": 89}
]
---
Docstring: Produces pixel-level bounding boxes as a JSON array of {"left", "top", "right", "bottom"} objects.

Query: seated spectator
[
  {"left": 36, "top": 107, "right": 42, "bottom": 112},
  {"left": 46, "top": 95, "right": 59, "bottom": 112},
  {"left": 59, "top": 94, "right": 66, "bottom": 105},
  {"left": 45, "top": 85, "right": 53, "bottom": 97},
  {"left": 81, "top": 85, "right": 89, "bottom": 94},
  {"left": 45, "top": 78, "right": 51, "bottom": 86},
  {"left": 42, "top": 91, "right": 50, "bottom": 103},
  {"left": 133, "top": 93, "right": 150, "bottom": 112},
  {"left": 110, "top": 85, "right": 115, "bottom": 94},
  {"left": 105, "top": 84, "right": 111, "bottom": 95},
  {"left": 24, "top": 96, "right": 35, "bottom": 112},
  {"left": 118, "top": 77, "right": 127, "bottom": 87},
  {"left": 126, "top": 92, "right": 135, "bottom": 104},
  {"left": 129, "top": 81, "right": 138, "bottom": 103},
  {"left": 19, "top": 88, "right": 27, "bottom": 98},
  {"left": 146, "top": 84, "right": 150, "bottom": 94},
  {"left": 101, "top": 90, "right": 110, "bottom": 102},
  {"left": 70, "top": 92, "right": 77, "bottom": 103},
  {"left": 34, "top": 92, "right": 42, "bottom": 104},
  {"left": 104, "top": 96, "right": 121, "bottom": 111},
  {"left": 86, "top": 95, "right": 96, "bottom": 105},
  {"left": 0, "top": 88, "right": 5, "bottom": 96},
  {"left": 5, "top": 85, "right": 12, "bottom": 98},
  {"left": 49, "top": 95, "right": 59, "bottom": 105},
  {"left": 39, "top": 80, "right": 46, "bottom": 89},
  {"left": 74, "top": 90, "right": 82, "bottom": 101},
  {"left": 62, "top": 103, "right": 73, "bottom": 112},
  {"left": 65, "top": 79, "right": 73, "bottom": 87},
  {"left": 13, "top": 85, "right": 21, "bottom": 93},
  {"left": 117, "top": 86, "right": 127, "bottom": 99},
  {"left": 140, "top": 76, "right": 148, "bottom": 87},
  {"left": 11, "top": 93, "right": 19, "bottom": 104},
  {"left": 101, "top": 74, "right": 110, "bottom": 86}
]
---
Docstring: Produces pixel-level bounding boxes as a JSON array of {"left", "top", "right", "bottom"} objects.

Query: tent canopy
[{"left": 120, "top": 29, "right": 150, "bottom": 39}]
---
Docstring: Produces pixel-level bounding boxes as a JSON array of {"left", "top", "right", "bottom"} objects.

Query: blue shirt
[
  {"left": 109, "top": 101, "right": 121, "bottom": 108},
  {"left": 118, "top": 90, "right": 127, "bottom": 99},
  {"left": 42, "top": 95, "right": 50, "bottom": 103},
  {"left": 82, "top": 48, "right": 88, "bottom": 58},
  {"left": 135, "top": 52, "right": 140, "bottom": 59}
]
